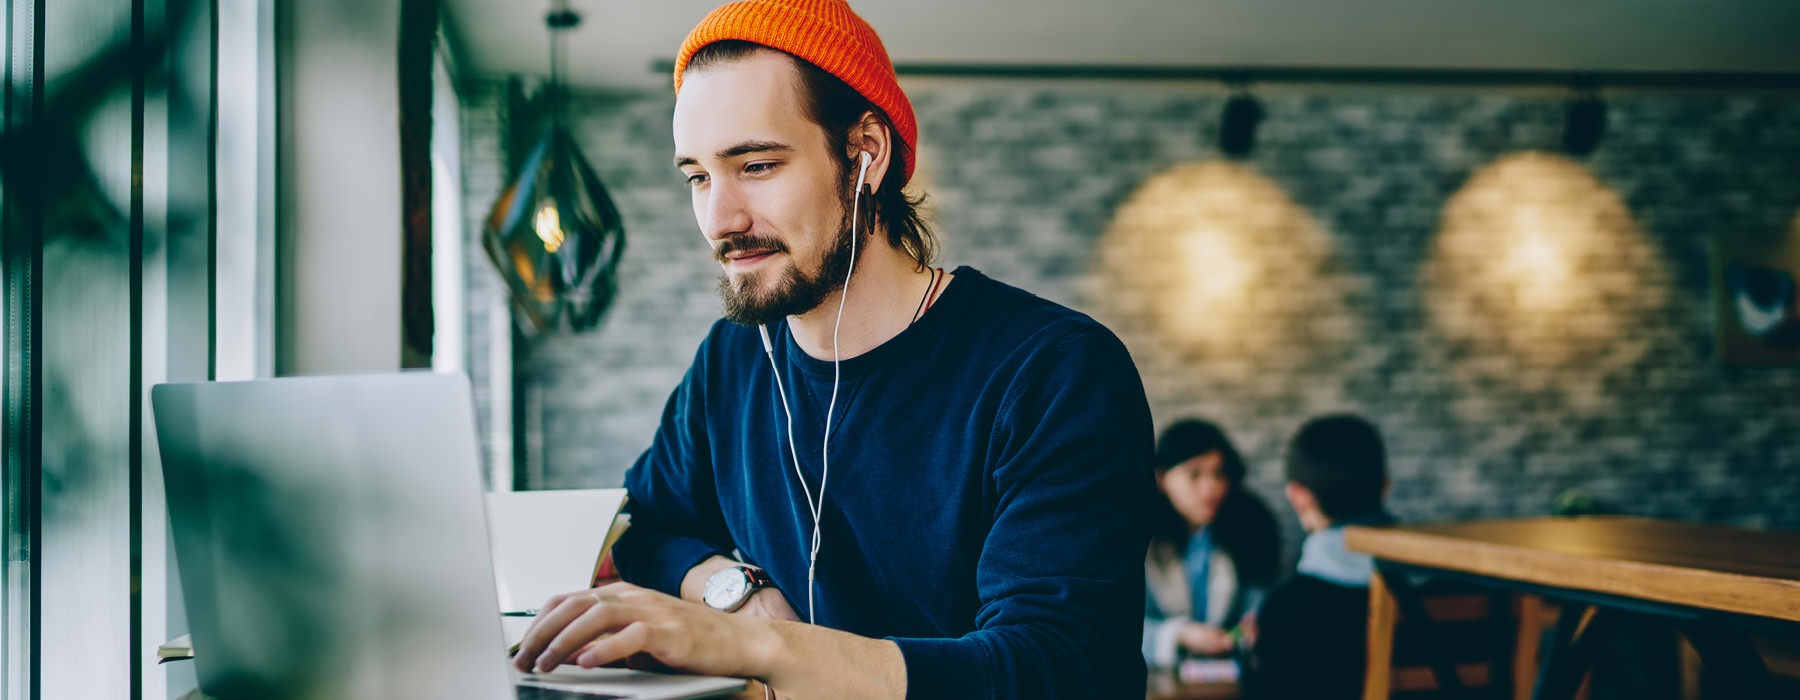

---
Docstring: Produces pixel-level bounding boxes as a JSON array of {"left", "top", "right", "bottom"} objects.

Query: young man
[
  {"left": 1242, "top": 413, "right": 1396, "bottom": 700},
  {"left": 510, "top": 2, "right": 1156, "bottom": 699}
]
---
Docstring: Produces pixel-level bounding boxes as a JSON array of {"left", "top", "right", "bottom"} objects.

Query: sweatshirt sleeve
[
  {"left": 1144, "top": 616, "right": 1187, "bottom": 669},
  {"left": 890, "top": 325, "right": 1156, "bottom": 700},
  {"left": 1142, "top": 550, "right": 1188, "bottom": 668},
  {"left": 612, "top": 337, "right": 734, "bottom": 597}
]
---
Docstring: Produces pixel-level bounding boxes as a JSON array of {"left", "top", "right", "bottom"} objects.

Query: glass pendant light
[{"left": 482, "top": 1, "right": 626, "bottom": 333}]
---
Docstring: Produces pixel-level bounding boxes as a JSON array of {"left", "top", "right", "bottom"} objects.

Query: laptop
[{"left": 152, "top": 372, "right": 746, "bottom": 700}]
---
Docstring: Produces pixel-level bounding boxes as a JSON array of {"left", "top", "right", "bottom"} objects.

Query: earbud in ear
[{"left": 854, "top": 151, "right": 873, "bottom": 201}]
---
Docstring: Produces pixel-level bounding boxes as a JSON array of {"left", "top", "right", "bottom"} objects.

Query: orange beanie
[{"left": 674, "top": 0, "right": 918, "bottom": 185}]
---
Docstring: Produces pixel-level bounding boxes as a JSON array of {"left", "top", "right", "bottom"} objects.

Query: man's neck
[{"left": 786, "top": 239, "right": 937, "bottom": 360}]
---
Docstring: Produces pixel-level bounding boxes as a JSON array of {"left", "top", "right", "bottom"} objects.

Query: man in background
[{"left": 1243, "top": 413, "right": 1396, "bottom": 699}]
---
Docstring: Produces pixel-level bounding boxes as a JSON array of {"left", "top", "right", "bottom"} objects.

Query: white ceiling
[{"left": 440, "top": 0, "right": 1800, "bottom": 91}]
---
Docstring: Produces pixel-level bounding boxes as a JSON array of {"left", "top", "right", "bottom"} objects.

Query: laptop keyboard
[{"left": 515, "top": 684, "right": 626, "bottom": 700}]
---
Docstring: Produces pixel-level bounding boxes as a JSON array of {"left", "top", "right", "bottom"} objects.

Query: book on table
[{"left": 485, "top": 488, "right": 630, "bottom": 614}]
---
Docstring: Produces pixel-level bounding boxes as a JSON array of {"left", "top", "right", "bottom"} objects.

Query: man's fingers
[
  {"left": 576, "top": 620, "right": 651, "bottom": 669},
  {"left": 513, "top": 595, "right": 580, "bottom": 670},
  {"left": 534, "top": 594, "right": 627, "bottom": 672},
  {"left": 596, "top": 579, "right": 643, "bottom": 599},
  {"left": 514, "top": 589, "right": 607, "bottom": 671}
]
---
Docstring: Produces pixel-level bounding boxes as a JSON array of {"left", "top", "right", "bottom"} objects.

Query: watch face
[{"left": 704, "top": 568, "right": 750, "bottom": 610}]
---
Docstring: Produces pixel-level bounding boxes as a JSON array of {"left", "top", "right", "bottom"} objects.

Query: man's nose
[{"left": 701, "top": 178, "right": 752, "bottom": 242}]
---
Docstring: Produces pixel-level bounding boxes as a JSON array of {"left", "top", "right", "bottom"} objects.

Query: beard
[{"left": 716, "top": 185, "right": 861, "bottom": 327}]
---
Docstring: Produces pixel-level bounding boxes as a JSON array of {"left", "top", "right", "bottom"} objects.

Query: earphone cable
[{"left": 760, "top": 154, "right": 872, "bottom": 626}]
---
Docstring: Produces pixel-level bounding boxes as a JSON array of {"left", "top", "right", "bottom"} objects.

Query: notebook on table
[
  {"left": 486, "top": 488, "right": 629, "bottom": 614},
  {"left": 153, "top": 372, "right": 744, "bottom": 700}
]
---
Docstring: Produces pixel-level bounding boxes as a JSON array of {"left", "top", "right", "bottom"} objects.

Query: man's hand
[
  {"left": 513, "top": 581, "right": 773, "bottom": 677},
  {"left": 513, "top": 580, "right": 906, "bottom": 699},
  {"left": 1177, "top": 622, "right": 1235, "bottom": 656}
]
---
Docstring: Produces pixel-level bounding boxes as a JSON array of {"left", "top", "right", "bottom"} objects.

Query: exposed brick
[{"left": 461, "top": 81, "right": 1800, "bottom": 536}]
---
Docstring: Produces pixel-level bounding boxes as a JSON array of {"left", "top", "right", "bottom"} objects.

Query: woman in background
[{"left": 1143, "top": 419, "right": 1283, "bottom": 670}]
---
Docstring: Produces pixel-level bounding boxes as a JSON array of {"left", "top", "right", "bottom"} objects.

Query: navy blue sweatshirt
[{"left": 613, "top": 267, "right": 1155, "bottom": 699}]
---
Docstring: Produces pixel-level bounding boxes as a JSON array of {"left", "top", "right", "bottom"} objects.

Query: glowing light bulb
[{"left": 534, "top": 205, "right": 566, "bottom": 253}]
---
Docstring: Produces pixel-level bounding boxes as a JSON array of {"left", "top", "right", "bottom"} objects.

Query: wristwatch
[{"left": 702, "top": 564, "right": 772, "bottom": 612}]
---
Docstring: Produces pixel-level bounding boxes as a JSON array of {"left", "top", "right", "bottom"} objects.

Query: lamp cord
[{"left": 546, "top": 1, "right": 577, "bottom": 129}]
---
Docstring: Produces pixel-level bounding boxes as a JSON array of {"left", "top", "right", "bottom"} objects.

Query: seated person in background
[
  {"left": 1142, "top": 419, "right": 1281, "bottom": 671},
  {"left": 1243, "top": 413, "right": 1396, "bottom": 700}
]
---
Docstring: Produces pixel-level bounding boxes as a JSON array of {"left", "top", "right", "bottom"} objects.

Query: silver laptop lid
[{"left": 154, "top": 372, "right": 514, "bottom": 700}]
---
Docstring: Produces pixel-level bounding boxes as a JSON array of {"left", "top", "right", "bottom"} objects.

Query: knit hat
[{"left": 674, "top": 0, "right": 918, "bottom": 185}]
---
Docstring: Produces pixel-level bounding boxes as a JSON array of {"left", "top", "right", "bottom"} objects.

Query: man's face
[{"left": 673, "top": 49, "right": 856, "bottom": 326}]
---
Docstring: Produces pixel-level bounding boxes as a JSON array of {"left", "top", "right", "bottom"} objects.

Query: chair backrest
[
  {"left": 1687, "top": 633, "right": 1800, "bottom": 700},
  {"left": 1392, "top": 582, "right": 1512, "bottom": 697},
  {"left": 1367, "top": 576, "right": 1518, "bottom": 700}
]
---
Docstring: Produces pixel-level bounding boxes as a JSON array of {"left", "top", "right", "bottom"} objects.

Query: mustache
[{"left": 715, "top": 235, "right": 788, "bottom": 264}]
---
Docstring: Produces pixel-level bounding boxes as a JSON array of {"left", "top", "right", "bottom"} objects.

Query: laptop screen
[
  {"left": 155, "top": 373, "right": 516, "bottom": 699},
  {"left": 155, "top": 373, "right": 746, "bottom": 700}
]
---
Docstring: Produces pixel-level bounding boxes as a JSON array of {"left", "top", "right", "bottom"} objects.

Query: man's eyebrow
[{"left": 674, "top": 140, "right": 796, "bottom": 168}]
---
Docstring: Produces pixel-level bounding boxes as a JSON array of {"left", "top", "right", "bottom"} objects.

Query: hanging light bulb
[
  {"left": 482, "top": 1, "right": 626, "bottom": 333},
  {"left": 533, "top": 204, "right": 566, "bottom": 253}
]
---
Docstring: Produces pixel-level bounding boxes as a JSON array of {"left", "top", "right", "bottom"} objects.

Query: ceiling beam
[{"left": 651, "top": 60, "right": 1800, "bottom": 90}]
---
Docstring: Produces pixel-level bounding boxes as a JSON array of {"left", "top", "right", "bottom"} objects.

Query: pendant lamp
[{"left": 482, "top": 1, "right": 626, "bottom": 333}]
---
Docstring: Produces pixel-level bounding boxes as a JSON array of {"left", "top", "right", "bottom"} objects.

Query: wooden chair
[
  {"left": 1372, "top": 582, "right": 1698, "bottom": 700},
  {"left": 1367, "top": 574, "right": 1556, "bottom": 700},
  {"left": 1511, "top": 595, "right": 1590, "bottom": 700},
  {"left": 1683, "top": 632, "right": 1800, "bottom": 700}
]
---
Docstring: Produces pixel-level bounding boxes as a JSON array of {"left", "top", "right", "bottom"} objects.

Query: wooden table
[{"left": 1346, "top": 516, "right": 1800, "bottom": 700}]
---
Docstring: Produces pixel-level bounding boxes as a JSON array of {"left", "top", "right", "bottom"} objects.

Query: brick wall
[{"left": 461, "top": 79, "right": 1800, "bottom": 534}]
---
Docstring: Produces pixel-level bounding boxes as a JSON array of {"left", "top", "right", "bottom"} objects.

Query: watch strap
[{"left": 740, "top": 565, "right": 771, "bottom": 590}]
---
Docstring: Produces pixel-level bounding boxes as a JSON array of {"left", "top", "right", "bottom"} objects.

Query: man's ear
[
  {"left": 1285, "top": 482, "right": 1327, "bottom": 531},
  {"left": 1284, "top": 482, "right": 1314, "bottom": 511},
  {"left": 846, "top": 112, "right": 894, "bottom": 195}
]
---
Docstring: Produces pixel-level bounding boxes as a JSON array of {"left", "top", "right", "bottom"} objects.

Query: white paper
[{"left": 485, "top": 489, "right": 627, "bottom": 613}]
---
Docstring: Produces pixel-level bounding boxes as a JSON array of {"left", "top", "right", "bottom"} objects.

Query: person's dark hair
[
  {"left": 1150, "top": 419, "right": 1281, "bottom": 587},
  {"left": 685, "top": 41, "right": 935, "bottom": 269},
  {"left": 1284, "top": 413, "right": 1388, "bottom": 522}
]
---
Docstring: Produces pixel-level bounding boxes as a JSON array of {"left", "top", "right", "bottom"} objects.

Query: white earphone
[{"left": 755, "top": 151, "right": 872, "bottom": 624}]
